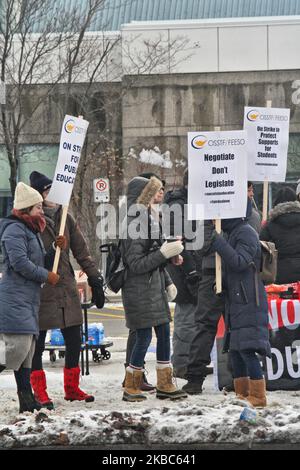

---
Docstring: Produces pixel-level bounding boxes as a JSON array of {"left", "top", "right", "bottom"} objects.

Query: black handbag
[{"left": 108, "top": 268, "right": 127, "bottom": 293}]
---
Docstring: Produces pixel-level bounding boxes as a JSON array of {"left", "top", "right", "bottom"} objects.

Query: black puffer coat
[
  {"left": 163, "top": 187, "right": 202, "bottom": 304},
  {"left": 260, "top": 201, "right": 300, "bottom": 284},
  {"left": 212, "top": 219, "right": 271, "bottom": 357}
]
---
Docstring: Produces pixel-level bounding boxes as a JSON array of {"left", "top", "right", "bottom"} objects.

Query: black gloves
[{"left": 88, "top": 274, "right": 105, "bottom": 309}]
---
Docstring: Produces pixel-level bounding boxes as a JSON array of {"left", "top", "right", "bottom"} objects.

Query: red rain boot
[
  {"left": 30, "top": 370, "right": 54, "bottom": 410},
  {"left": 64, "top": 366, "right": 95, "bottom": 402}
]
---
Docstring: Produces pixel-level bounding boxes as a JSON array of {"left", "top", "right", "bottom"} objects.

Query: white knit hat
[
  {"left": 13, "top": 182, "right": 43, "bottom": 210},
  {"left": 296, "top": 179, "right": 300, "bottom": 197}
]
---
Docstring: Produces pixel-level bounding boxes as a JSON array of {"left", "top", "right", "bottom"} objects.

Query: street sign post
[
  {"left": 93, "top": 178, "right": 110, "bottom": 203},
  {"left": 93, "top": 178, "right": 110, "bottom": 277}
]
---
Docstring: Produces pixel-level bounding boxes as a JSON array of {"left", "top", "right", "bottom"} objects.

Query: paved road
[
  {"left": 87, "top": 304, "right": 175, "bottom": 339},
  {"left": 87, "top": 305, "right": 127, "bottom": 338}
]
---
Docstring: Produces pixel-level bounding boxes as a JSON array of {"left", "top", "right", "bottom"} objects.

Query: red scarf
[{"left": 12, "top": 209, "right": 46, "bottom": 233}]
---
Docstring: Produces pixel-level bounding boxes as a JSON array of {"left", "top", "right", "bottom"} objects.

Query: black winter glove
[
  {"left": 185, "top": 270, "right": 201, "bottom": 301},
  {"left": 88, "top": 274, "right": 105, "bottom": 309}
]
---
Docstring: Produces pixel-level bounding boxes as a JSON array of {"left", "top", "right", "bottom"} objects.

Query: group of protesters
[
  {"left": 120, "top": 174, "right": 300, "bottom": 409},
  {"left": 0, "top": 168, "right": 299, "bottom": 413}
]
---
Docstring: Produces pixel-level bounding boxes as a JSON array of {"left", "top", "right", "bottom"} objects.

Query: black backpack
[{"left": 100, "top": 242, "right": 127, "bottom": 293}]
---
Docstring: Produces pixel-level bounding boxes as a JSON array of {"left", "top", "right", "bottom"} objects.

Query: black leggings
[{"left": 31, "top": 325, "right": 82, "bottom": 371}]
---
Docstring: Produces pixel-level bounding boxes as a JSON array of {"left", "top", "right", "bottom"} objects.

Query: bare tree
[
  {"left": 0, "top": 0, "right": 112, "bottom": 195},
  {"left": 0, "top": 1, "right": 190, "bottom": 262}
]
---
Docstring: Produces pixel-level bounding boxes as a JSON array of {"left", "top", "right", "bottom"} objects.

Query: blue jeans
[
  {"left": 230, "top": 350, "right": 263, "bottom": 380},
  {"left": 130, "top": 323, "right": 171, "bottom": 368}
]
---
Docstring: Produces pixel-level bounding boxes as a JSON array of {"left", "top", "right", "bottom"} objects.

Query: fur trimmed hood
[
  {"left": 269, "top": 201, "right": 300, "bottom": 222},
  {"left": 126, "top": 176, "right": 162, "bottom": 209}
]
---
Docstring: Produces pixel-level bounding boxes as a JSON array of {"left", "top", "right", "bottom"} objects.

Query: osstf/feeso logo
[
  {"left": 191, "top": 135, "right": 208, "bottom": 149},
  {"left": 247, "top": 109, "right": 260, "bottom": 122}
]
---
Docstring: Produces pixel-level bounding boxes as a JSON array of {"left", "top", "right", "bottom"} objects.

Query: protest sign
[
  {"left": 187, "top": 130, "right": 248, "bottom": 221},
  {"left": 47, "top": 115, "right": 89, "bottom": 206},
  {"left": 46, "top": 115, "right": 89, "bottom": 273},
  {"left": 244, "top": 106, "right": 290, "bottom": 183}
]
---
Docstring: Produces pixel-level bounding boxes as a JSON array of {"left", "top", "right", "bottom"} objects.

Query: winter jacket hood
[
  {"left": 221, "top": 198, "right": 253, "bottom": 233},
  {"left": 126, "top": 176, "right": 162, "bottom": 210},
  {"left": 0, "top": 217, "right": 15, "bottom": 240},
  {"left": 268, "top": 201, "right": 300, "bottom": 227},
  {"left": 164, "top": 187, "right": 187, "bottom": 206}
]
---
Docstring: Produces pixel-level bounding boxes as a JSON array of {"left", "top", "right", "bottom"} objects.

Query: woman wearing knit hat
[
  {"left": 29, "top": 171, "right": 104, "bottom": 408},
  {"left": 0, "top": 183, "right": 60, "bottom": 413}
]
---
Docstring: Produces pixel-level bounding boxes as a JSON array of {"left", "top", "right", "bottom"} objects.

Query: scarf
[{"left": 12, "top": 209, "right": 46, "bottom": 233}]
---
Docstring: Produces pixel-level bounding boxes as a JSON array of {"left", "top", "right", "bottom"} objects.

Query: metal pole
[
  {"left": 83, "top": 305, "right": 89, "bottom": 375},
  {"left": 100, "top": 202, "right": 107, "bottom": 277},
  {"left": 80, "top": 324, "right": 84, "bottom": 375}
]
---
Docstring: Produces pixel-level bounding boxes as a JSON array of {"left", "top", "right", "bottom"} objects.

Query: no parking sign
[{"left": 93, "top": 178, "right": 110, "bottom": 202}]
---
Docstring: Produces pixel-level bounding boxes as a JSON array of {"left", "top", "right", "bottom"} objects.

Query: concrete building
[{"left": 1, "top": 0, "right": 300, "bottom": 240}]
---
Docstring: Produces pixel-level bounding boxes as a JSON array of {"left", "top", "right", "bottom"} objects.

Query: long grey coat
[
  {"left": 121, "top": 177, "right": 172, "bottom": 330},
  {"left": 0, "top": 217, "right": 49, "bottom": 336},
  {"left": 38, "top": 207, "right": 99, "bottom": 330}
]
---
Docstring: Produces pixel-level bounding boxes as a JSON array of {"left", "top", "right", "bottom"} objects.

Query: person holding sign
[
  {"left": 0, "top": 183, "right": 60, "bottom": 413},
  {"left": 210, "top": 201, "right": 271, "bottom": 407},
  {"left": 29, "top": 172, "right": 104, "bottom": 408}
]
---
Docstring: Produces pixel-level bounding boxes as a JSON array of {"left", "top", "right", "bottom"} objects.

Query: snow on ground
[{"left": 1, "top": 337, "right": 300, "bottom": 448}]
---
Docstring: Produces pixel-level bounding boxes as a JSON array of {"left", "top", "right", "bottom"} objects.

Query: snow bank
[
  {"left": 1, "top": 401, "right": 300, "bottom": 448},
  {"left": 1, "top": 340, "right": 300, "bottom": 448}
]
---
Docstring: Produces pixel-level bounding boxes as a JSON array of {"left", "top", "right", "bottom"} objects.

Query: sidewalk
[{"left": 1, "top": 334, "right": 300, "bottom": 448}]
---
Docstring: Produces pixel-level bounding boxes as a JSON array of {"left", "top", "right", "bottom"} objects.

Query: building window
[{"left": 0, "top": 144, "right": 58, "bottom": 217}]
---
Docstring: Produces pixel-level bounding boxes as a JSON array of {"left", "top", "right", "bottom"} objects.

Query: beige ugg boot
[
  {"left": 156, "top": 366, "right": 187, "bottom": 400},
  {"left": 122, "top": 368, "right": 147, "bottom": 402},
  {"left": 233, "top": 377, "right": 250, "bottom": 400},
  {"left": 247, "top": 378, "right": 267, "bottom": 408}
]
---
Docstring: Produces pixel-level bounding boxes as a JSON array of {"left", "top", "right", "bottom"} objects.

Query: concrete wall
[{"left": 121, "top": 70, "right": 300, "bottom": 185}]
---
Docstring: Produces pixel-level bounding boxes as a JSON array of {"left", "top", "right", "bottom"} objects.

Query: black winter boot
[
  {"left": 17, "top": 390, "right": 42, "bottom": 413},
  {"left": 182, "top": 379, "right": 204, "bottom": 395}
]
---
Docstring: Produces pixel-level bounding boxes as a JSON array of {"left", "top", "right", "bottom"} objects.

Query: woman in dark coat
[
  {"left": 0, "top": 183, "right": 59, "bottom": 413},
  {"left": 260, "top": 187, "right": 300, "bottom": 284},
  {"left": 211, "top": 207, "right": 271, "bottom": 407},
  {"left": 29, "top": 171, "right": 104, "bottom": 409},
  {"left": 121, "top": 176, "right": 186, "bottom": 402}
]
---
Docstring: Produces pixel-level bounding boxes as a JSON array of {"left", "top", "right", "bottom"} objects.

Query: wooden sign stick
[
  {"left": 262, "top": 100, "right": 272, "bottom": 222},
  {"left": 52, "top": 205, "right": 69, "bottom": 274},
  {"left": 214, "top": 126, "right": 222, "bottom": 294}
]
